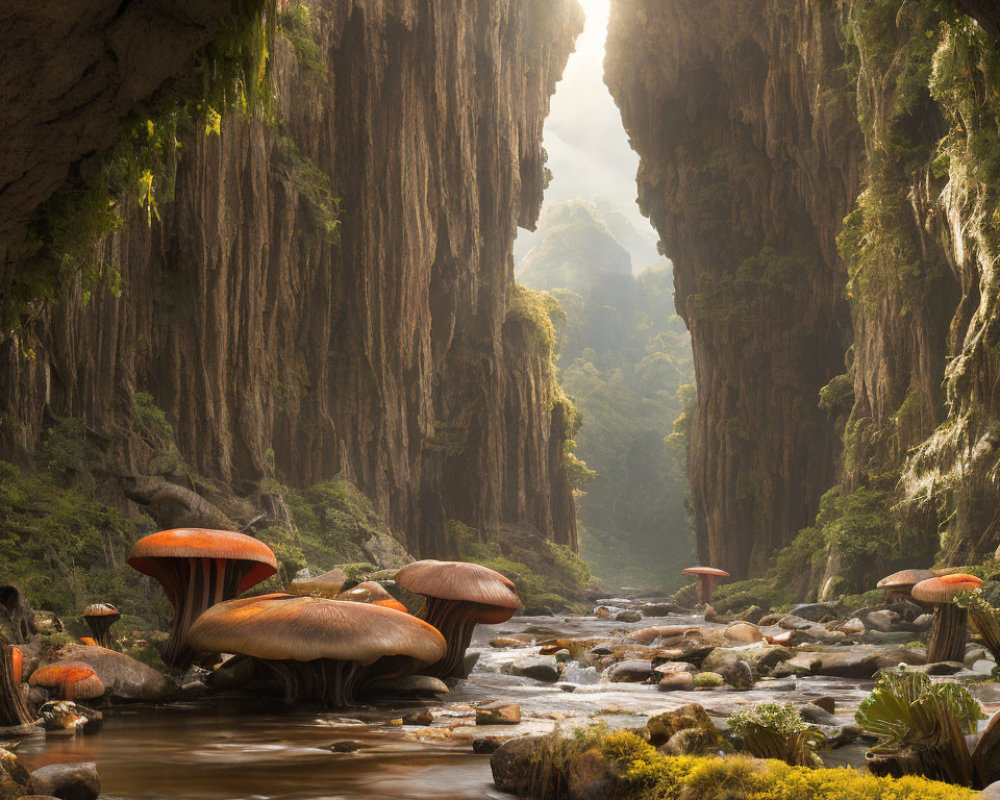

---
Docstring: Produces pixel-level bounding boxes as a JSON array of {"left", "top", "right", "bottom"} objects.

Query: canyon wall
[
  {"left": 607, "top": 0, "right": 1000, "bottom": 588},
  {"left": 0, "top": 0, "right": 583, "bottom": 558}
]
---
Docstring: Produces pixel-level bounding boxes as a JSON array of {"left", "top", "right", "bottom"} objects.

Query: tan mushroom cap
[
  {"left": 911, "top": 573, "right": 983, "bottom": 603},
  {"left": 29, "top": 662, "right": 105, "bottom": 700},
  {"left": 338, "top": 581, "right": 394, "bottom": 603},
  {"left": 84, "top": 602, "right": 120, "bottom": 618},
  {"left": 128, "top": 528, "right": 278, "bottom": 593},
  {"left": 681, "top": 566, "right": 730, "bottom": 577},
  {"left": 395, "top": 560, "right": 519, "bottom": 611},
  {"left": 187, "top": 593, "right": 446, "bottom": 665},
  {"left": 877, "top": 569, "right": 937, "bottom": 591}
]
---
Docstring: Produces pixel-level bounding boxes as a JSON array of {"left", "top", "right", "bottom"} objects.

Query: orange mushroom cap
[
  {"left": 10, "top": 646, "right": 22, "bottom": 683},
  {"left": 29, "top": 662, "right": 105, "bottom": 700},
  {"left": 911, "top": 573, "right": 983, "bottom": 604},
  {"left": 78, "top": 637, "right": 98, "bottom": 646},
  {"left": 395, "top": 560, "right": 520, "bottom": 622},
  {"left": 373, "top": 598, "right": 409, "bottom": 613},
  {"left": 187, "top": 593, "right": 445, "bottom": 666},
  {"left": 680, "top": 566, "right": 730, "bottom": 578},
  {"left": 128, "top": 528, "right": 278, "bottom": 593}
]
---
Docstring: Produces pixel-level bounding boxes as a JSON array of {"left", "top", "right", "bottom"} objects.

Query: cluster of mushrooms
[{"left": 96, "top": 528, "right": 523, "bottom": 707}]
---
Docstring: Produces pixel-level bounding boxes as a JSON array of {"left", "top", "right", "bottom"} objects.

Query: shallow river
[{"left": 12, "top": 612, "right": 880, "bottom": 799}]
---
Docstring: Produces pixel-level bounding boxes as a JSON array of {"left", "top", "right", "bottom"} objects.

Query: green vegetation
[
  {"left": 727, "top": 703, "right": 825, "bottom": 767},
  {"left": 275, "top": 134, "right": 342, "bottom": 242},
  {"left": 511, "top": 727, "right": 979, "bottom": 800},
  {"left": 855, "top": 666, "right": 984, "bottom": 786},
  {"left": 256, "top": 476, "right": 392, "bottom": 585},
  {"left": 517, "top": 199, "right": 695, "bottom": 589},
  {"left": 277, "top": 1, "right": 328, "bottom": 80},
  {"left": 4, "top": 0, "right": 278, "bottom": 337},
  {"left": 0, "top": 460, "right": 167, "bottom": 628}
]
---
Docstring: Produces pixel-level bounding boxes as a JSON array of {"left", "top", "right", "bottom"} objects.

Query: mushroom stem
[
  {"left": 0, "top": 639, "right": 32, "bottom": 727},
  {"left": 160, "top": 557, "right": 245, "bottom": 669},
  {"left": 262, "top": 659, "right": 363, "bottom": 707},
  {"left": 697, "top": 576, "right": 715, "bottom": 605},
  {"left": 927, "top": 603, "right": 968, "bottom": 663},
  {"left": 418, "top": 597, "right": 479, "bottom": 678},
  {"left": 85, "top": 618, "right": 115, "bottom": 649}
]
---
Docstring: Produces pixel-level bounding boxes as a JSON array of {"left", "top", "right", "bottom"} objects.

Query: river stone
[
  {"left": 778, "top": 647, "right": 924, "bottom": 679},
  {"left": 491, "top": 736, "right": 542, "bottom": 793},
  {"left": 838, "top": 618, "right": 866, "bottom": 635},
  {"left": 913, "top": 661, "right": 965, "bottom": 675},
  {"left": 657, "top": 671, "right": 694, "bottom": 691},
  {"left": 646, "top": 703, "right": 721, "bottom": 747},
  {"left": 615, "top": 610, "right": 642, "bottom": 624},
  {"left": 692, "top": 671, "right": 725, "bottom": 688},
  {"left": 813, "top": 696, "right": 836, "bottom": 713},
  {"left": 789, "top": 603, "right": 838, "bottom": 622},
  {"left": 724, "top": 622, "right": 762, "bottom": 645},
  {"left": 489, "top": 637, "right": 529, "bottom": 648},
  {"left": 503, "top": 656, "right": 560, "bottom": 683},
  {"left": 641, "top": 603, "right": 677, "bottom": 617},
  {"left": 472, "top": 736, "right": 503, "bottom": 754},
  {"left": 654, "top": 660, "right": 697, "bottom": 674},
  {"left": 662, "top": 726, "right": 726, "bottom": 756},
  {"left": 476, "top": 702, "right": 521, "bottom": 725},
  {"left": 402, "top": 710, "right": 433, "bottom": 726},
  {"left": 735, "top": 605, "right": 765, "bottom": 624},
  {"left": 799, "top": 703, "right": 839, "bottom": 726},
  {"left": 367, "top": 674, "right": 449, "bottom": 697},
  {"left": 981, "top": 780, "right": 1000, "bottom": 800},
  {"left": 0, "top": 749, "right": 31, "bottom": 800},
  {"left": 41, "top": 644, "right": 174, "bottom": 702},
  {"left": 607, "top": 660, "right": 655, "bottom": 683},
  {"left": 29, "top": 763, "right": 100, "bottom": 800},
  {"left": 860, "top": 609, "right": 898, "bottom": 632}
]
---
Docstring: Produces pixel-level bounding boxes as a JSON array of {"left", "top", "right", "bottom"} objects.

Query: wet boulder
[
  {"left": 40, "top": 644, "right": 175, "bottom": 702},
  {"left": 476, "top": 702, "right": 521, "bottom": 725},
  {"left": 29, "top": 763, "right": 100, "bottom": 800},
  {"left": 502, "top": 655, "right": 560, "bottom": 683},
  {"left": 723, "top": 622, "right": 762, "bottom": 645},
  {"left": 615, "top": 610, "right": 642, "bottom": 624},
  {"left": 657, "top": 671, "right": 694, "bottom": 691},
  {"left": 607, "top": 660, "right": 655, "bottom": 683},
  {"left": 646, "top": 703, "right": 722, "bottom": 748},
  {"left": 0, "top": 749, "right": 31, "bottom": 800},
  {"left": 789, "top": 603, "right": 838, "bottom": 623},
  {"left": 776, "top": 646, "right": 924, "bottom": 679},
  {"left": 640, "top": 603, "right": 677, "bottom": 617}
]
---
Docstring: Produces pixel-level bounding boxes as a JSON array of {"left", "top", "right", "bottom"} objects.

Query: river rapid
[{"left": 11, "top": 610, "right": 894, "bottom": 799}]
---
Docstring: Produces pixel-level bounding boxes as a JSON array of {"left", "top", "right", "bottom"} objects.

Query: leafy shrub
[{"left": 727, "top": 703, "right": 825, "bottom": 767}]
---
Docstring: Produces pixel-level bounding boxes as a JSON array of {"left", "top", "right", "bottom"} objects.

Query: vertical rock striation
[
  {"left": 0, "top": 0, "right": 583, "bottom": 556},
  {"left": 605, "top": 0, "right": 859, "bottom": 577},
  {"left": 607, "top": 0, "right": 1000, "bottom": 588}
]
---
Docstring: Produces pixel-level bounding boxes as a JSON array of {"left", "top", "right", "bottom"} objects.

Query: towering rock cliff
[
  {"left": 607, "top": 0, "right": 1000, "bottom": 590},
  {"left": 0, "top": 0, "right": 583, "bottom": 560}
]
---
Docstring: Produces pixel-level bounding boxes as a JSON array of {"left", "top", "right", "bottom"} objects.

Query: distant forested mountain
[{"left": 517, "top": 199, "right": 695, "bottom": 588}]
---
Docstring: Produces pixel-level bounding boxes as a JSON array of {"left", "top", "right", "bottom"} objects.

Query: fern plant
[
  {"left": 727, "top": 702, "right": 826, "bottom": 767},
  {"left": 855, "top": 665, "right": 984, "bottom": 785}
]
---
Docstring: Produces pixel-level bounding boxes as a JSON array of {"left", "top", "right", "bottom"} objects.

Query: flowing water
[{"left": 10, "top": 612, "right": 881, "bottom": 799}]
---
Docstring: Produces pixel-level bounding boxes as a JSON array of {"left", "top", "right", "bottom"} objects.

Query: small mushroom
[
  {"left": 187, "top": 593, "right": 446, "bottom": 706},
  {"left": 29, "top": 662, "right": 105, "bottom": 702},
  {"left": 78, "top": 637, "right": 98, "bottom": 646},
  {"left": 395, "top": 560, "right": 520, "bottom": 679},
  {"left": 83, "top": 603, "right": 120, "bottom": 649},
  {"left": 681, "top": 566, "right": 730, "bottom": 605},
  {"left": 128, "top": 528, "right": 278, "bottom": 668},
  {"left": 876, "top": 569, "right": 936, "bottom": 603},
  {"left": 337, "top": 581, "right": 409, "bottom": 613},
  {"left": 10, "top": 647, "right": 21, "bottom": 684},
  {"left": 911, "top": 573, "right": 983, "bottom": 663}
]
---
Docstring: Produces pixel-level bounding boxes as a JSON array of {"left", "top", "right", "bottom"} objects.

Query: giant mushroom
[
  {"left": 127, "top": 528, "right": 278, "bottom": 668},
  {"left": 83, "top": 603, "right": 120, "bottom": 649},
  {"left": 394, "top": 560, "right": 520, "bottom": 679},
  {"left": 911, "top": 573, "right": 983, "bottom": 663},
  {"left": 187, "top": 593, "right": 445, "bottom": 706},
  {"left": 876, "top": 569, "right": 936, "bottom": 603},
  {"left": 681, "top": 566, "right": 730, "bottom": 605}
]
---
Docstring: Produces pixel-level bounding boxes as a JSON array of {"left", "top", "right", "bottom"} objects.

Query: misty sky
[{"left": 516, "top": 0, "right": 661, "bottom": 272}]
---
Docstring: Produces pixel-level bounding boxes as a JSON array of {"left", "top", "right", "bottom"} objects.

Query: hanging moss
[{"left": 3, "top": 0, "right": 278, "bottom": 338}]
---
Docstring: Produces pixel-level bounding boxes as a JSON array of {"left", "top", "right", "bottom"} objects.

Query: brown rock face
[
  {"left": 0, "top": 0, "right": 251, "bottom": 277},
  {"left": 605, "top": 0, "right": 858, "bottom": 577},
  {"left": 607, "top": 0, "right": 1000, "bottom": 584},
  {"left": 0, "top": 0, "right": 583, "bottom": 554}
]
